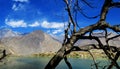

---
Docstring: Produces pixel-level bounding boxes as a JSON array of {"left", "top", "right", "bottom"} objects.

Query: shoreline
[
  {"left": 10, "top": 53, "right": 118, "bottom": 61},
  {"left": 2, "top": 49, "right": 120, "bottom": 61}
]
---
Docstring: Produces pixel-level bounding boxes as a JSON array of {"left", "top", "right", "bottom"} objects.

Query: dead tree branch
[
  {"left": 45, "top": 0, "right": 120, "bottom": 69},
  {"left": 64, "top": 56, "right": 72, "bottom": 69},
  {"left": 64, "top": 0, "right": 76, "bottom": 32}
]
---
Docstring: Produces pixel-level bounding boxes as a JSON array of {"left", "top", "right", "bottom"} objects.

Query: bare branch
[
  {"left": 64, "top": 56, "right": 72, "bottom": 69},
  {"left": 107, "top": 34, "right": 120, "bottom": 43},
  {"left": 64, "top": 0, "right": 76, "bottom": 32},
  {"left": 45, "top": 0, "right": 120, "bottom": 69},
  {"left": 74, "top": 0, "right": 100, "bottom": 19},
  {"left": 100, "top": 0, "right": 112, "bottom": 21},
  {"left": 78, "top": 8, "right": 100, "bottom": 19},
  {"left": 71, "top": 44, "right": 99, "bottom": 51},
  {"left": 0, "top": 49, "right": 7, "bottom": 61},
  {"left": 74, "top": 21, "right": 120, "bottom": 36},
  {"left": 81, "top": 0, "right": 94, "bottom": 8},
  {"left": 88, "top": 51, "right": 99, "bottom": 69},
  {"left": 111, "top": 2, "right": 120, "bottom": 8}
]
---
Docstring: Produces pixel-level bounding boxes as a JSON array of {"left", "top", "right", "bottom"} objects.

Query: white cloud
[
  {"left": 13, "top": 0, "right": 29, "bottom": 2},
  {"left": 49, "top": 33, "right": 64, "bottom": 42},
  {"left": 12, "top": 0, "right": 29, "bottom": 11},
  {"left": 12, "top": 3, "right": 24, "bottom": 11},
  {"left": 52, "top": 29, "right": 63, "bottom": 34},
  {"left": 41, "top": 20, "right": 67, "bottom": 35},
  {"left": 47, "top": 30, "right": 50, "bottom": 33},
  {"left": 41, "top": 20, "right": 65, "bottom": 29},
  {"left": 5, "top": 19, "right": 27, "bottom": 28},
  {"left": 12, "top": 4, "right": 17, "bottom": 11},
  {"left": 28, "top": 21, "right": 40, "bottom": 27}
]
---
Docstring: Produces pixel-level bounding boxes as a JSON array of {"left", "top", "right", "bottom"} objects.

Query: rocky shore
[{"left": 29, "top": 49, "right": 111, "bottom": 60}]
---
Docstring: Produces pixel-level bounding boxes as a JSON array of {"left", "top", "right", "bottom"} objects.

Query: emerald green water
[{"left": 0, "top": 57, "right": 119, "bottom": 69}]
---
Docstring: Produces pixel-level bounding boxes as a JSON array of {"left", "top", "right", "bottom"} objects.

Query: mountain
[
  {"left": 0, "top": 28, "right": 21, "bottom": 39},
  {"left": 1, "top": 30, "right": 61, "bottom": 55},
  {"left": 76, "top": 32, "right": 120, "bottom": 48},
  {"left": 0, "top": 28, "right": 119, "bottom": 56}
]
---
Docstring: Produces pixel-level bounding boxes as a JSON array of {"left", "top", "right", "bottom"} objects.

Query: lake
[{"left": 0, "top": 57, "right": 119, "bottom": 69}]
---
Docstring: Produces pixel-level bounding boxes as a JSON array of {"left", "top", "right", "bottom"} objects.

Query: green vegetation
[{"left": 24, "top": 49, "right": 119, "bottom": 60}]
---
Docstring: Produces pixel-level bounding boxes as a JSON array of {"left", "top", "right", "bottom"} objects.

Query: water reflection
[{"left": 0, "top": 57, "right": 119, "bottom": 69}]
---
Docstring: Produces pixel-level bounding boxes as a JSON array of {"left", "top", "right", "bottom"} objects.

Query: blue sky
[{"left": 0, "top": 0, "right": 120, "bottom": 37}]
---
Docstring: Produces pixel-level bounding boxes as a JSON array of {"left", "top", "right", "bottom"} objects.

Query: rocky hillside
[
  {"left": 0, "top": 28, "right": 119, "bottom": 56},
  {"left": 0, "top": 28, "right": 21, "bottom": 39},
  {"left": 76, "top": 32, "right": 120, "bottom": 47},
  {"left": 0, "top": 29, "right": 61, "bottom": 56}
]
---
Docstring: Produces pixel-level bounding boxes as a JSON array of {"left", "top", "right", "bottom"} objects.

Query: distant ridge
[
  {"left": 76, "top": 32, "right": 120, "bottom": 47},
  {"left": 0, "top": 28, "right": 21, "bottom": 39},
  {"left": 0, "top": 29, "right": 61, "bottom": 55},
  {"left": 0, "top": 28, "right": 120, "bottom": 56}
]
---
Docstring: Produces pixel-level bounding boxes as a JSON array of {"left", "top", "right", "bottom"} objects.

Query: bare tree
[
  {"left": 45, "top": 0, "right": 120, "bottom": 69},
  {"left": 0, "top": 49, "right": 6, "bottom": 61}
]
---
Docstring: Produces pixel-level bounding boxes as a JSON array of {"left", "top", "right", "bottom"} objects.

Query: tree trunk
[{"left": 45, "top": 47, "right": 65, "bottom": 69}]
